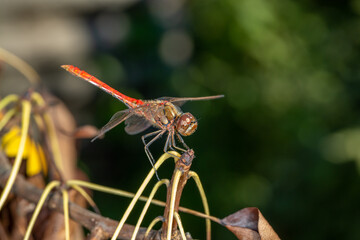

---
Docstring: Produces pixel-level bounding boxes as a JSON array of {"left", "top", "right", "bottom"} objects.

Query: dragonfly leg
[
  {"left": 164, "top": 130, "right": 179, "bottom": 152},
  {"left": 162, "top": 132, "right": 186, "bottom": 162},
  {"left": 176, "top": 133, "right": 189, "bottom": 149},
  {"left": 142, "top": 129, "right": 162, "bottom": 144},
  {"left": 164, "top": 132, "right": 173, "bottom": 152},
  {"left": 171, "top": 132, "right": 187, "bottom": 152},
  {"left": 142, "top": 129, "right": 163, "bottom": 163},
  {"left": 142, "top": 129, "right": 165, "bottom": 181}
]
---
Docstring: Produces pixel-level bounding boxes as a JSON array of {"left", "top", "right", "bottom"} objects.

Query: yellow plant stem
[
  {"left": 0, "top": 100, "right": 31, "bottom": 210},
  {"left": 24, "top": 181, "right": 61, "bottom": 240},
  {"left": 31, "top": 92, "right": 63, "bottom": 172},
  {"left": 131, "top": 179, "right": 169, "bottom": 240},
  {"left": 0, "top": 47, "right": 40, "bottom": 84},
  {"left": 111, "top": 151, "right": 180, "bottom": 240},
  {"left": 0, "top": 94, "right": 18, "bottom": 111},
  {"left": 61, "top": 189, "right": 70, "bottom": 240},
  {"left": 67, "top": 174, "right": 222, "bottom": 224},
  {"left": 167, "top": 169, "right": 182, "bottom": 240},
  {"left": 67, "top": 179, "right": 138, "bottom": 199},
  {"left": 67, "top": 179, "right": 172, "bottom": 209},
  {"left": 0, "top": 108, "right": 16, "bottom": 131},
  {"left": 33, "top": 114, "right": 45, "bottom": 131},
  {"left": 145, "top": 216, "right": 165, "bottom": 238},
  {"left": 177, "top": 206, "right": 220, "bottom": 224},
  {"left": 189, "top": 171, "right": 211, "bottom": 240},
  {"left": 174, "top": 212, "right": 186, "bottom": 240},
  {"left": 69, "top": 184, "right": 99, "bottom": 213},
  {"left": 67, "top": 179, "right": 220, "bottom": 220}
]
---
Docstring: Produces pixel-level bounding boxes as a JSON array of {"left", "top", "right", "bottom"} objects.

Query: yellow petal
[
  {"left": 1, "top": 127, "right": 30, "bottom": 157},
  {"left": 1, "top": 126, "right": 47, "bottom": 176},
  {"left": 26, "top": 141, "right": 47, "bottom": 176}
]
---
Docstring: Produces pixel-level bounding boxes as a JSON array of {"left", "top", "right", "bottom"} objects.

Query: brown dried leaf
[
  {"left": 74, "top": 125, "right": 99, "bottom": 139},
  {"left": 0, "top": 222, "right": 9, "bottom": 240},
  {"left": 221, "top": 207, "right": 280, "bottom": 240},
  {"left": 44, "top": 93, "right": 78, "bottom": 180},
  {"left": 8, "top": 198, "right": 34, "bottom": 240}
]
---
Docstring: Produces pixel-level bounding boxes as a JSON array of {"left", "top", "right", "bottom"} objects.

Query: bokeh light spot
[
  {"left": 231, "top": 174, "right": 272, "bottom": 207},
  {"left": 159, "top": 29, "right": 193, "bottom": 67},
  {"left": 322, "top": 128, "right": 360, "bottom": 172},
  {"left": 94, "top": 12, "right": 131, "bottom": 47}
]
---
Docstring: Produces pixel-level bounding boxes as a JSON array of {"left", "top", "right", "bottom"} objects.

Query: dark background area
[{"left": 2, "top": 0, "right": 360, "bottom": 239}]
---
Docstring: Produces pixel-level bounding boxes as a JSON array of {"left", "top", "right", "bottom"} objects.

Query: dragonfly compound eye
[{"left": 176, "top": 113, "right": 198, "bottom": 136}]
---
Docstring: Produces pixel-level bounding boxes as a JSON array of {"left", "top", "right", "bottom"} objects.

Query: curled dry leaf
[
  {"left": 221, "top": 207, "right": 280, "bottom": 240},
  {"left": 74, "top": 125, "right": 99, "bottom": 139},
  {"left": 43, "top": 93, "right": 78, "bottom": 180}
]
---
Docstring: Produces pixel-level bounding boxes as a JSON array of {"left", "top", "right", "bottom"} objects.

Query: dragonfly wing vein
[
  {"left": 125, "top": 115, "right": 152, "bottom": 135},
  {"left": 91, "top": 109, "right": 132, "bottom": 141}
]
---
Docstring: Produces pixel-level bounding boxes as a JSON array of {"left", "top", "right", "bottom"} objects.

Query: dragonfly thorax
[
  {"left": 175, "top": 113, "right": 198, "bottom": 136},
  {"left": 163, "top": 103, "right": 180, "bottom": 122}
]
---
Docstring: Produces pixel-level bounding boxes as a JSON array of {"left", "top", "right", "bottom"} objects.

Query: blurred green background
[{"left": 3, "top": 0, "right": 360, "bottom": 239}]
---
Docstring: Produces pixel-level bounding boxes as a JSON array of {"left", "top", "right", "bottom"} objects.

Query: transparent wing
[
  {"left": 91, "top": 109, "right": 133, "bottom": 142},
  {"left": 159, "top": 95, "right": 224, "bottom": 107},
  {"left": 124, "top": 115, "right": 153, "bottom": 135}
]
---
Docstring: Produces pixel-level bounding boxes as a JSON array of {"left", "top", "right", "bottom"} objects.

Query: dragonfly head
[{"left": 176, "top": 113, "right": 198, "bottom": 136}]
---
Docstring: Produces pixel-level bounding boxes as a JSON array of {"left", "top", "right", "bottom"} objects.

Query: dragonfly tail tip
[{"left": 60, "top": 65, "right": 70, "bottom": 70}]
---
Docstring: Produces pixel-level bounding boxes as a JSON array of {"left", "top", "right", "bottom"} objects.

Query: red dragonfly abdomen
[{"left": 61, "top": 65, "right": 144, "bottom": 108}]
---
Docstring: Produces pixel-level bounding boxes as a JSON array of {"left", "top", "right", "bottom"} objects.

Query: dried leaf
[
  {"left": 74, "top": 125, "right": 99, "bottom": 139},
  {"left": 221, "top": 207, "right": 279, "bottom": 240},
  {"left": 0, "top": 222, "right": 9, "bottom": 240},
  {"left": 8, "top": 198, "right": 34, "bottom": 240},
  {"left": 44, "top": 93, "right": 77, "bottom": 180}
]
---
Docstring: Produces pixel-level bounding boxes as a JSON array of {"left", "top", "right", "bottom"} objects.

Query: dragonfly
[{"left": 61, "top": 65, "right": 223, "bottom": 179}]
